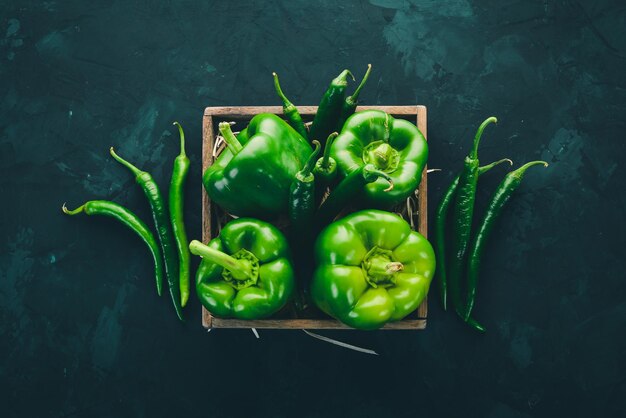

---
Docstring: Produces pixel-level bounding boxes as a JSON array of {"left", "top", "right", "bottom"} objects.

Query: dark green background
[{"left": 1, "top": 0, "right": 625, "bottom": 416}]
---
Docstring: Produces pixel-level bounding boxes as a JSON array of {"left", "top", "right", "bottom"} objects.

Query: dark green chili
[
  {"left": 110, "top": 147, "right": 183, "bottom": 320},
  {"left": 309, "top": 69, "right": 354, "bottom": 147},
  {"left": 435, "top": 158, "right": 512, "bottom": 311},
  {"left": 273, "top": 72, "right": 309, "bottom": 141},
  {"left": 447, "top": 116, "right": 497, "bottom": 317},
  {"left": 62, "top": 200, "right": 163, "bottom": 295},
  {"left": 464, "top": 161, "right": 548, "bottom": 321},
  {"left": 337, "top": 63, "right": 372, "bottom": 130},
  {"left": 313, "top": 132, "right": 339, "bottom": 203},
  {"left": 316, "top": 163, "right": 393, "bottom": 229},
  {"left": 169, "top": 122, "right": 191, "bottom": 307}
]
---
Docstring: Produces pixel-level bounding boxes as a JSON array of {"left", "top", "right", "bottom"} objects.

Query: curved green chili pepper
[
  {"left": 62, "top": 200, "right": 163, "bottom": 295},
  {"left": 273, "top": 72, "right": 309, "bottom": 141},
  {"left": 316, "top": 163, "right": 393, "bottom": 229},
  {"left": 447, "top": 116, "right": 497, "bottom": 317},
  {"left": 169, "top": 122, "right": 191, "bottom": 307},
  {"left": 337, "top": 63, "right": 372, "bottom": 130},
  {"left": 464, "top": 161, "right": 548, "bottom": 322},
  {"left": 313, "top": 132, "right": 339, "bottom": 203},
  {"left": 309, "top": 69, "right": 354, "bottom": 147},
  {"left": 110, "top": 147, "right": 183, "bottom": 320},
  {"left": 435, "top": 158, "right": 512, "bottom": 311}
]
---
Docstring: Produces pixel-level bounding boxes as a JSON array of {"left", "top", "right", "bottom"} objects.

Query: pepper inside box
[{"left": 201, "top": 105, "right": 428, "bottom": 330}]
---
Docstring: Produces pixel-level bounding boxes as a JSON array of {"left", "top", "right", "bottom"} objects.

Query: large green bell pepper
[
  {"left": 203, "top": 114, "right": 312, "bottom": 219},
  {"left": 331, "top": 110, "right": 428, "bottom": 208},
  {"left": 189, "top": 218, "right": 295, "bottom": 319},
  {"left": 311, "top": 209, "right": 435, "bottom": 330}
]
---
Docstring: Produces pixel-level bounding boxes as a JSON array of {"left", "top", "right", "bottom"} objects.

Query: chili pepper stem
[
  {"left": 363, "top": 165, "right": 394, "bottom": 191},
  {"left": 471, "top": 117, "right": 498, "bottom": 158},
  {"left": 273, "top": 72, "right": 292, "bottom": 108},
  {"left": 218, "top": 122, "right": 243, "bottom": 155},
  {"left": 512, "top": 160, "right": 549, "bottom": 177},
  {"left": 347, "top": 64, "right": 372, "bottom": 105},
  {"left": 300, "top": 140, "right": 321, "bottom": 177},
  {"left": 109, "top": 147, "right": 142, "bottom": 176},
  {"left": 62, "top": 203, "right": 85, "bottom": 215},
  {"left": 173, "top": 121, "right": 186, "bottom": 157},
  {"left": 189, "top": 240, "right": 252, "bottom": 280},
  {"left": 320, "top": 133, "right": 338, "bottom": 169}
]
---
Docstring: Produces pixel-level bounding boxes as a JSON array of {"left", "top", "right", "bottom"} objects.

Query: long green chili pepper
[
  {"left": 337, "top": 63, "right": 372, "bottom": 130},
  {"left": 169, "top": 122, "right": 191, "bottom": 307},
  {"left": 62, "top": 201, "right": 164, "bottom": 295},
  {"left": 447, "top": 116, "right": 497, "bottom": 316},
  {"left": 273, "top": 72, "right": 309, "bottom": 141},
  {"left": 309, "top": 69, "right": 354, "bottom": 147},
  {"left": 110, "top": 147, "right": 183, "bottom": 320},
  {"left": 463, "top": 161, "right": 548, "bottom": 322},
  {"left": 435, "top": 158, "right": 512, "bottom": 311},
  {"left": 316, "top": 163, "right": 393, "bottom": 229},
  {"left": 313, "top": 132, "right": 339, "bottom": 203},
  {"left": 289, "top": 140, "right": 321, "bottom": 311}
]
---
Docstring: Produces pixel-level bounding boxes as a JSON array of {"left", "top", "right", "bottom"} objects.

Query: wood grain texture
[{"left": 201, "top": 105, "right": 428, "bottom": 330}]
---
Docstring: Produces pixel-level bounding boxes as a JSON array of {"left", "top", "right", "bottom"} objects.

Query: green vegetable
[
  {"left": 62, "top": 201, "right": 164, "bottom": 295},
  {"left": 315, "top": 163, "right": 393, "bottom": 229},
  {"left": 313, "top": 132, "right": 339, "bottom": 203},
  {"left": 309, "top": 69, "right": 354, "bottom": 146},
  {"left": 169, "top": 122, "right": 191, "bottom": 307},
  {"left": 446, "top": 117, "right": 497, "bottom": 318},
  {"left": 110, "top": 148, "right": 183, "bottom": 320},
  {"left": 337, "top": 63, "right": 372, "bottom": 130},
  {"left": 435, "top": 158, "right": 512, "bottom": 311},
  {"left": 331, "top": 110, "right": 428, "bottom": 208},
  {"left": 464, "top": 161, "right": 548, "bottom": 322},
  {"left": 311, "top": 209, "right": 435, "bottom": 330},
  {"left": 190, "top": 219, "right": 295, "bottom": 319},
  {"left": 273, "top": 72, "right": 308, "bottom": 141},
  {"left": 203, "top": 114, "right": 312, "bottom": 219}
]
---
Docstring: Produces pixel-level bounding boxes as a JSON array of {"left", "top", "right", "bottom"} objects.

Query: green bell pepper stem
[
  {"left": 463, "top": 161, "right": 548, "bottom": 322},
  {"left": 218, "top": 122, "right": 243, "bottom": 155},
  {"left": 316, "top": 164, "right": 393, "bottom": 228},
  {"left": 273, "top": 72, "right": 309, "bottom": 141},
  {"left": 310, "top": 69, "right": 354, "bottom": 147},
  {"left": 338, "top": 63, "right": 372, "bottom": 128},
  {"left": 447, "top": 117, "right": 497, "bottom": 318},
  {"left": 189, "top": 240, "right": 252, "bottom": 281},
  {"left": 435, "top": 158, "right": 512, "bottom": 310}
]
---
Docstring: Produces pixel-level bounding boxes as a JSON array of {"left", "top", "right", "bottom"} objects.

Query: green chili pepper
[
  {"left": 273, "top": 72, "right": 309, "bottom": 141},
  {"left": 463, "top": 161, "right": 548, "bottom": 322},
  {"left": 169, "top": 122, "right": 191, "bottom": 307},
  {"left": 62, "top": 201, "right": 163, "bottom": 295},
  {"left": 337, "top": 63, "right": 372, "bottom": 130},
  {"left": 435, "top": 158, "right": 512, "bottom": 311},
  {"left": 316, "top": 163, "right": 393, "bottom": 229},
  {"left": 309, "top": 69, "right": 354, "bottom": 146},
  {"left": 313, "top": 132, "right": 339, "bottom": 203},
  {"left": 289, "top": 140, "right": 321, "bottom": 241},
  {"left": 289, "top": 140, "right": 321, "bottom": 311},
  {"left": 110, "top": 148, "right": 183, "bottom": 320},
  {"left": 447, "top": 117, "right": 497, "bottom": 317}
]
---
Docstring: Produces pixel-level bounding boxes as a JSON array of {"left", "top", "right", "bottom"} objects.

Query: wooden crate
[{"left": 201, "top": 105, "right": 428, "bottom": 330}]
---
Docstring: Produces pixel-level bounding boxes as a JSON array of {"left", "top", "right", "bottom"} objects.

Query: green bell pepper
[
  {"left": 203, "top": 114, "right": 312, "bottom": 219},
  {"left": 331, "top": 110, "right": 428, "bottom": 208},
  {"left": 311, "top": 209, "right": 435, "bottom": 330},
  {"left": 189, "top": 218, "right": 295, "bottom": 319}
]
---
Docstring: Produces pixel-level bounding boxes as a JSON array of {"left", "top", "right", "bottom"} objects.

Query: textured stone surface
[{"left": 1, "top": 1, "right": 625, "bottom": 416}]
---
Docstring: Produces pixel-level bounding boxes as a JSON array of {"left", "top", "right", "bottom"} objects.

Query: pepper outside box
[{"left": 202, "top": 105, "right": 428, "bottom": 330}]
